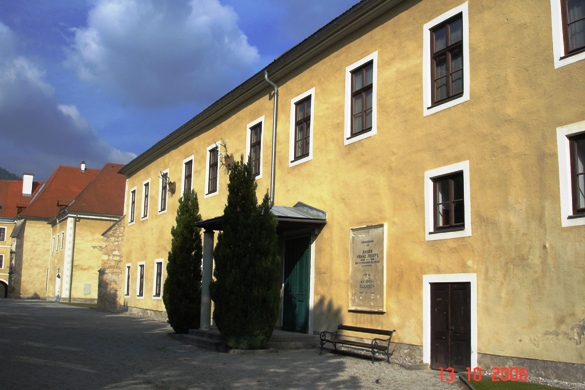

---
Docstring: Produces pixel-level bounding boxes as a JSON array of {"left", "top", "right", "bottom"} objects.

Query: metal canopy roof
[{"left": 194, "top": 202, "right": 326, "bottom": 233}]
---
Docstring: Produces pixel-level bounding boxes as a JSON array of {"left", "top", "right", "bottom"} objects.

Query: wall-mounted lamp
[{"left": 160, "top": 172, "right": 176, "bottom": 195}]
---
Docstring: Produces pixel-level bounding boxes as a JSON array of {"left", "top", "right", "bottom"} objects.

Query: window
[
  {"left": 129, "top": 188, "right": 136, "bottom": 224},
  {"left": 206, "top": 145, "right": 219, "bottom": 196},
  {"left": 423, "top": 3, "right": 469, "bottom": 116},
  {"left": 137, "top": 263, "right": 145, "bottom": 298},
  {"left": 431, "top": 15, "right": 463, "bottom": 104},
  {"left": 125, "top": 264, "right": 131, "bottom": 297},
  {"left": 570, "top": 134, "right": 585, "bottom": 215},
  {"left": 289, "top": 88, "right": 315, "bottom": 166},
  {"left": 0, "top": 254, "right": 4, "bottom": 269},
  {"left": 183, "top": 158, "right": 193, "bottom": 194},
  {"left": 153, "top": 259, "right": 163, "bottom": 298},
  {"left": 159, "top": 170, "right": 169, "bottom": 213},
  {"left": 246, "top": 117, "right": 264, "bottom": 178},
  {"left": 142, "top": 181, "right": 150, "bottom": 219},
  {"left": 425, "top": 161, "right": 471, "bottom": 240},
  {"left": 552, "top": 0, "right": 585, "bottom": 67},
  {"left": 345, "top": 52, "right": 377, "bottom": 145},
  {"left": 61, "top": 232, "right": 64, "bottom": 250},
  {"left": 557, "top": 120, "right": 585, "bottom": 226},
  {"left": 0, "top": 227, "right": 5, "bottom": 242},
  {"left": 433, "top": 172, "right": 465, "bottom": 230}
]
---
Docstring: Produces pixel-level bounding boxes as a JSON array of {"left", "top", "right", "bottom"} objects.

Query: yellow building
[
  {"left": 117, "top": 0, "right": 585, "bottom": 381},
  {"left": 47, "top": 163, "right": 125, "bottom": 303}
]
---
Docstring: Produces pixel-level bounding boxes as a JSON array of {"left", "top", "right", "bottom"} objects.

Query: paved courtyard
[{"left": 0, "top": 299, "right": 465, "bottom": 389}]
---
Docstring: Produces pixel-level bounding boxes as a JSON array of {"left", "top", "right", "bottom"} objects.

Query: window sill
[
  {"left": 347, "top": 128, "right": 372, "bottom": 140},
  {"left": 560, "top": 46, "right": 585, "bottom": 61},
  {"left": 429, "top": 226, "right": 465, "bottom": 235},
  {"left": 567, "top": 213, "right": 585, "bottom": 220},
  {"left": 427, "top": 93, "right": 464, "bottom": 110},
  {"left": 291, "top": 155, "right": 309, "bottom": 164}
]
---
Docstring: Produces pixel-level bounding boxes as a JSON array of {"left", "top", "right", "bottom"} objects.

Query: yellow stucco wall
[
  {"left": 121, "top": 0, "right": 585, "bottom": 366},
  {"left": 17, "top": 220, "right": 50, "bottom": 298}
]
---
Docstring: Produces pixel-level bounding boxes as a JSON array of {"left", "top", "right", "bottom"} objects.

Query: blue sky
[{"left": 0, "top": 0, "right": 358, "bottom": 181}]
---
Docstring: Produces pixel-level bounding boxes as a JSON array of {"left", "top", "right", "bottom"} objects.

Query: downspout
[{"left": 264, "top": 71, "right": 278, "bottom": 207}]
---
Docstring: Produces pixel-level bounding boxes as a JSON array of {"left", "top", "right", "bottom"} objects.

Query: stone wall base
[
  {"left": 478, "top": 353, "right": 585, "bottom": 384},
  {"left": 126, "top": 305, "right": 168, "bottom": 322}
]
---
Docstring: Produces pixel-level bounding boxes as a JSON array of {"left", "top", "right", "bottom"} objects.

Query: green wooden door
[{"left": 282, "top": 236, "right": 311, "bottom": 333}]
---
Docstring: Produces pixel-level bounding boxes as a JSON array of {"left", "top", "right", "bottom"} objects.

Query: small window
[
  {"left": 142, "top": 181, "right": 150, "bottom": 219},
  {"left": 423, "top": 3, "right": 469, "bottom": 116},
  {"left": 249, "top": 121, "right": 263, "bottom": 177},
  {"left": 561, "top": 0, "right": 585, "bottom": 56},
  {"left": 125, "top": 264, "right": 131, "bottom": 297},
  {"left": 0, "top": 227, "right": 5, "bottom": 242},
  {"left": 153, "top": 260, "right": 163, "bottom": 298},
  {"left": 61, "top": 232, "right": 64, "bottom": 250},
  {"left": 183, "top": 159, "right": 193, "bottom": 195},
  {"left": 431, "top": 15, "right": 463, "bottom": 105},
  {"left": 289, "top": 88, "right": 315, "bottom": 166},
  {"left": 425, "top": 161, "right": 471, "bottom": 241},
  {"left": 137, "top": 263, "right": 145, "bottom": 298},
  {"left": 0, "top": 254, "right": 4, "bottom": 269},
  {"left": 570, "top": 133, "right": 585, "bottom": 215},
  {"left": 160, "top": 170, "right": 169, "bottom": 213},
  {"left": 207, "top": 146, "right": 219, "bottom": 195},
  {"left": 345, "top": 52, "right": 377, "bottom": 145},
  {"left": 433, "top": 172, "right": 465, "bottom": 230},
  {"left": 556, "top": 120, "right": 585, "bottom": 227},
  {"left": 129, "top": 189, "right": 136, "bottom": 224}
]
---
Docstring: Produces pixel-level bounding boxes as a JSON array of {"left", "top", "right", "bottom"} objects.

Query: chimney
[
  {"left": 80, "top": 161, "right": 86, "bottom": 172},
  {"left": 22, "top": 174, "right": 33, "bottom": 196}
]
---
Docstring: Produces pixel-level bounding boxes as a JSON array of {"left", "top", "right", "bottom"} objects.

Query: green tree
[
  {"left": 209, "top": 156, "right": 281, "bottom": 349},
  {"left": 163, "top": 190, "right": 203, "bottom": 334}
]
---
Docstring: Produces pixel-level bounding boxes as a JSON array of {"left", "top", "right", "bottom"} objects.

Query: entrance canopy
[{"left": 194, "top": 202, "right": 326, "bottom": 233}]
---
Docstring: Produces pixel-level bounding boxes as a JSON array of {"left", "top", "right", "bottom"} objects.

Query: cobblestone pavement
[{"left": 0, "top": 300, "right": 469, "bottom": 389}]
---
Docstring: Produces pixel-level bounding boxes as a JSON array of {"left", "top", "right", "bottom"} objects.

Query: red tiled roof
[
  {"left": 0, "top": 179, "right": 43, "bottom": 219},
  {"left": 64, "top": 163, "right": 126, "bottom": 216},
  {"left": 18, "top": 166, "right": 100, "bottom": 219}
]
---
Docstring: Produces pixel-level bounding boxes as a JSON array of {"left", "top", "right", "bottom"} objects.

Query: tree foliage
[
  {"left": 209, "top": 156, "right": 281, "bottom": 349},
  {"left": 163, "top": 190, "right": 203, "bottom": 334}
]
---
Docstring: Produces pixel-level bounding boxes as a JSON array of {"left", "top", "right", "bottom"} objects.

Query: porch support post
[{"left": 200, "top": 229, "right": 215, "bottom": 330}]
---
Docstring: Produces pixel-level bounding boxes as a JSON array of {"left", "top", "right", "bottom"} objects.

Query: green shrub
[
  {"left": 209, "top": 156, "right": 281, "bottom": 349},
  {"left": 163, "top": 190, "right": 203, "bottom": 334}
]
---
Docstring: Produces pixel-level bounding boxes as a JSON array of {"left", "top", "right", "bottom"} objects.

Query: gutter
[{"left": 264, "top": 71, "right": 278, "bottom": 207}]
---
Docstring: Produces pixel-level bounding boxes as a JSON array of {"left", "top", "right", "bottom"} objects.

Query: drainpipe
[{"left": 264, "top": 71, "right": 278, "bottom": 207}]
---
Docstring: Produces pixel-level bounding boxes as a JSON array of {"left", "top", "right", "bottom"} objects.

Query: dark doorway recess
[{"left": 282, "top": 236, "right": 311, "bottom": 333}]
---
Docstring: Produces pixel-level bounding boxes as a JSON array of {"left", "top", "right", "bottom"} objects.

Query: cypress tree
[
  {"left": 163, "top": 190, "right": 203, "bottom": 334},
  {"left": 209, "top": 156, "right": 281, "bottom": 349}
]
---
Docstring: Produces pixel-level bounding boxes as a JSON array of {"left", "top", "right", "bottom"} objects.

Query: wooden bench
[{"left": 319, "top": 324, "right": 396, "bottom": 363}]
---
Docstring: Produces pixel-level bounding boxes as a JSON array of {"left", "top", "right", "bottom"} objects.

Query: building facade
[{"left": 117, "top": 0, "right": 585, "bottom": 381}]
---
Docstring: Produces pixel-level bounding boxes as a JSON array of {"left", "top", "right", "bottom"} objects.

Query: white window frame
[
  {"left": 61, "top": 231, "right": 64, "bottom": 250},
  {"left": 152, "top": 259, "right": 164, "bottom": 299},
  {"left": 124, "top": 264, "right": 131, "bottom": 297},
  {"left": 0, "top": 226, "right": 6, "bottom": 242},
  {"left": 289, "top": 88, "right": 315, "bottom": 166},
  {"left": 550, "top": 0, "right": 585, "bottom": 69},
  {"left": 557, "top": 120, "right": 585, "bottom": 227},
  {"left": 425, "top": 160, "right": 471, "bottom": 241},
  {"left": 159, "top": 168, "right": 169, "bottom": 215},
  {"left": 141, "top": 180, "right": 150, "bottom": 221},
  {"left": 423, "top": 2, "right": 470, "bottom": 116},
  {"left": 182, "top": 156, "right": 194, "bottom": 195},
  {"left": 0, "top": 254, "right": 4, "bottom": 269},
  {"left": 344, "top": 52, "right": 378, "bottom": 145},
  {"left": 205, "top": 142, "right": 220, "bottom": 198},
  {"left": 246, "top": 116, "right": 265, "bottom": 179},
  {"left": 136, "top": 261, "right": 145, "bottom": 299},
  {"left": 128, "top": 187, "right": 137, "bottom": 225}
]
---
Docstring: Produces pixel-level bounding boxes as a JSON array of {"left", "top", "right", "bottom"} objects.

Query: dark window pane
[
  {"left": 434, "top": 26, "right": 447, "bottom": 52},
  {"left": 353, "top": 113, "right": 363, "bottom": 133},
  {"left": 454, "top": 200, "right": 465, "bottom": 224},
  {"left": 365, "top": 64, "right": 373, "bottom": 85},
  {"left": 450, "top": 18, "right": 463, "bottom": 43},
  {"left": 353, "top": 72, "right": 363, "bottom": 91},
  {"left": 454, "top": 174, "right": 464, "bottom": 199}
]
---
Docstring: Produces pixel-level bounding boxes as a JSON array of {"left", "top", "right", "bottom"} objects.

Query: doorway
[
  {"left": 282, "top": 236, "right": 311, "bottom": 333},
  {"left": 430, "top": 282, "right": 471, "bottom": 372}
]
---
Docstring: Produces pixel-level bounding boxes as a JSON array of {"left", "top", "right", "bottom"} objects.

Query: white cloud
[
  {"left": 0, "top": 21, "right": 135, "bottom": 180},
  {"left": 64, "top": 0, "right": 260, "bottom": 108}
]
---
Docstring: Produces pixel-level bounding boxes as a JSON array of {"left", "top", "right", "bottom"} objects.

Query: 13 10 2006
[{"left": 439, "top": 366, "right": 529, "bottom": 382}]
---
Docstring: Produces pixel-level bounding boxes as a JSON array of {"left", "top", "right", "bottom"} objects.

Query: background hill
[{"left": 0, "top": 166, "right": 21, "bottom": 180}]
